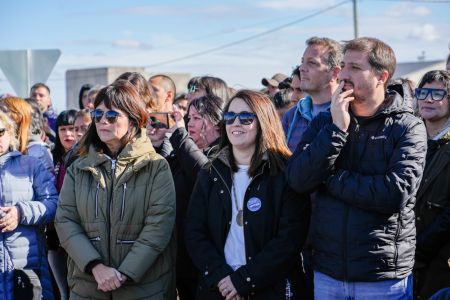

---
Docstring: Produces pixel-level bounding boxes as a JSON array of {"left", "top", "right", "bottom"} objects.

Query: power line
[{"left": 145, "top": 0, "right": 351, "bottom": 68}]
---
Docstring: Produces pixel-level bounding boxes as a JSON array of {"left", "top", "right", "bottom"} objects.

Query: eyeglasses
[
  {"left": 223, "top": 112, "right": 257, "bottom": 125},
  {"left": 91, "top": 109, "right": 121, "bottom": 124},
  {"left": 187, "top": 85, "right": 199, "bottom": 94},
  {"left": 0, "top": 128, "right": 5, "bottom": 137},
  {"left": 415, "top": 88, "right": 448, "bottom": 101}
]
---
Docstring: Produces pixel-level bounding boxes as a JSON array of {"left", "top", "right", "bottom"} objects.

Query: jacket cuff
[
  {"left": 204, "top": 265, "right": 234, "bottom": 289},
  {"left": 85, "top": 259, "right": 103, "bottom": 274},
  {"left": 230, "top": 266, "right": 254, "bottom": 297}
]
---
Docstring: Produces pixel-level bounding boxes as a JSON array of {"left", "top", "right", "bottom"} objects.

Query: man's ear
[{"left": 377, "top": 70, "right": 389, "bottom": 87}]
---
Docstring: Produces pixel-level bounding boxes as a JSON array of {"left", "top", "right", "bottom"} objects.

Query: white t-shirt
[{"left": 224, "top": 165, "right": 251, "bottom": 271}]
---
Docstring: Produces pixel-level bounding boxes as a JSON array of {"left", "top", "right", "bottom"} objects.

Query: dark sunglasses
[
  {"left": 223, "top": 112, "right": 257, "bottom": 125},
  {"left": 187, "top": 85, "right": 199, "bottom": 94},
  {"left": 91, "top": 109, "right": 121, "bottom": 124},
  {"left": 0, "top": 128, "right": 6, "bottom": 137},
  {"left": 415, "top": 88, "right": 448, "bottom": 101}
]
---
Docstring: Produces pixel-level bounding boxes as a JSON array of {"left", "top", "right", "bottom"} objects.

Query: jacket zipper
[
  {"left": 95, "top": 182, "right": 100, "bottom": 218},
  {"left": 107, "top": 159, "right": 116, "bottom": 266},
  {"left": 393, "top": 213, "right": 401, "bottom": 275},
  {"left": 120, "top": 183, "right": 127, "bottom": 221},
  {"left": 116, "top": 239, "right": 135, "bottom": 244}
]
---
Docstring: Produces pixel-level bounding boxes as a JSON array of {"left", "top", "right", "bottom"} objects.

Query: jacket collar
[
  {"left": 0, "top": 150, "right": 21, "bottom": 166},
  {"left": 76, "top": 128, "right": 156, "bottom": 176}
]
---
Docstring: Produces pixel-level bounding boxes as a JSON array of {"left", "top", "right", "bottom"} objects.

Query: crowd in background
[{"left": 0, "top": 36, "right": 449, "bottom": 300}]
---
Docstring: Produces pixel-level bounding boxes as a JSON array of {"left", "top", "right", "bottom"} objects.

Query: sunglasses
[
  {"left": 223, "top": 112, "right": 257, "bottom": 125},
  {"left": 91, "top": 109, "right": 121, "bottom": 124},
  {"left": 0, "top": 128, "right": 5, "bottom": 137},
  {"left": 415, "top": 88, "right": 448, "bottom": 101},
  {"left": 187, "top": 85, "right": 199, "bottom": 94}
]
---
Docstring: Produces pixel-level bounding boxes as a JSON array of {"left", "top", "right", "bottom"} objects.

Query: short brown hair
[
  {"left": 344, "top": 37, "right": 396, "bottom": 89},
  {"left": 219, "top": 90, "right": 291, "bottom": 177},
  {"left": 306, "top": 37, "right": 343, "bottom": 70},
  {"left": 78, "top": 80, "right": 148, "bottom": 157}
]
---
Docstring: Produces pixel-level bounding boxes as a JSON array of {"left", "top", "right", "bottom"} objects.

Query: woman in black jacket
[
  {"left": 185, "top": 90, "right": 311, "bottom": 299},
  {"left": 414, "top": 70, "right": 450, "bottom": 299},
  {"left": 147, "top": 94, "right": 225, "bottom": 299}
]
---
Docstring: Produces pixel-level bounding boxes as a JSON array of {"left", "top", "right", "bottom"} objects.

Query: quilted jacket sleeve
[
  {"left": 285, "top": 113, "right": 348, "bottom": 194},
  {"left": 55, "top": 164, "right": 103, "bottom": 273},
  {"left": 16, "top": 158, "right": 58, "bottom": 225},
  {"left": 326, "top": 118, "right": 427, "bottom": 214}
]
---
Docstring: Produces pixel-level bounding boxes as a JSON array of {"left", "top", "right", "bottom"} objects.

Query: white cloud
[
  {"left": 412, "top": 6, "right": 431, "bottom": 16},
  {"left": 385, "top": 4, "right": 431, "bottom": 17},
  {"left": 259, "top": 0, "right": 336, "bottom": 10},
  {"left": 408, "top": 24, "right": 440, "bottom": 42},
  {"left": 112, "top": 39, "right": 152, "bottom": 49}
]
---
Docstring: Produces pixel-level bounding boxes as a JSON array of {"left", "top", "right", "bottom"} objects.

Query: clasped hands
[
  {"left": 218, "top": 275, "right": 243, "bottom": 300},
  {"left": 92, "top": 263, "right": 127, "bottom": 292}
]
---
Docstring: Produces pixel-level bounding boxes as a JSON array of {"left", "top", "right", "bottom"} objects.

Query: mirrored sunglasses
[
  {"left": 415, "top": 88, "right": 448, "bottom": 101},
  {"left": 188, "top": 85, "right": 199, "bottom": 94},
  {"left": 223, "top": 112, "right": 257, "bottom": 125},
  {"left": 91, "top": 109, "right": 121, "bottom": 124}
]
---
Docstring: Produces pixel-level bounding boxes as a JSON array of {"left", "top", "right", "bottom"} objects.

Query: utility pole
[{"left": 353, "top": 0, "right": 359, "bottom": 38}]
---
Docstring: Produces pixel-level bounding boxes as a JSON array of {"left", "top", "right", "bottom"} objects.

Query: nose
[{"left": 299, "top": 62, "right": 306, "bottom": 73}]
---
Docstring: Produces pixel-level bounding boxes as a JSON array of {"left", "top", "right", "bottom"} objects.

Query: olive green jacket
[{"left": 55, "top": 130, "right": 176, "bottom": 299}]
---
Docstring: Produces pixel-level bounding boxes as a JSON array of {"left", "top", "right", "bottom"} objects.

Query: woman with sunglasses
[
  {"left": 414, "top": 70, "right": 450, "bottom": 299},
  {"left": 0, "top": 110, "right": 58, "bottom": 300},
  {"left": 185, "top": 90, "right": 311, "bottom": 299},
  {"left": 55, "top": 80, "right": 176, "bottom": 299}
]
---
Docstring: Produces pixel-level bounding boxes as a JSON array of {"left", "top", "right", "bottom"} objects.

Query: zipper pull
[{"left": 111, "top": 159, "right": 116, "bottom": 171}]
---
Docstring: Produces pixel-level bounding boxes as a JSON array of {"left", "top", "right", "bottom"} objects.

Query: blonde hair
[{"left": 0, "top": 110, "right": 18, "bottom": 150}]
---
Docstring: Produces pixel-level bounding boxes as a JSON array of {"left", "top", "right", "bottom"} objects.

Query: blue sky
[{"left": 0, "top": 0, "right": 449, "bottom": 111}]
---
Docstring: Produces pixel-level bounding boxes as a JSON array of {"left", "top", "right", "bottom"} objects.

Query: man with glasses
[
  {"left": 286, "top": 37, "right": 427, "bottom": 299},
  {"left": 149, "top": 74, "right": 176, "bottom": 112},
  {"left": 283, "top": 37, "right": 342, "bottom": 152}
]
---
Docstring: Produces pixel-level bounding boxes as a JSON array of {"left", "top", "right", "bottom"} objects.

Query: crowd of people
[{"left": 0, "top": 36, "right": 449, "bottom": 300}]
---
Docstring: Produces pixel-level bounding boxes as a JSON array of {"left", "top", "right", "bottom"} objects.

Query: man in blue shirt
[{"left": 283, "top": 37, "right": 342, "bottom": 152}]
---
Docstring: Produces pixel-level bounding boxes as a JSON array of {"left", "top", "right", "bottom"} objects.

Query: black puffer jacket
[
  {"left": 185, "top": 148, "right": 311, "bottom": 299},
  {"left": 286, "top": 90, "right": 427, "bottom": 281}
]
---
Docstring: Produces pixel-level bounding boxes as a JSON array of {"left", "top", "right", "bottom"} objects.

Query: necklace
[{"left": 232, "top": 183, "right": 244, "bottom": 226}]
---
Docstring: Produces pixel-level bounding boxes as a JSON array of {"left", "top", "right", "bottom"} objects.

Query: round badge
[{"left": 247, "top": 197, "right": 262, "bottom": 212}]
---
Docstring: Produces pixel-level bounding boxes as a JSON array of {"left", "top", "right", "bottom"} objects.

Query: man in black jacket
[{"left": 286, "top": 37, "right": 427, "bottom": 299}]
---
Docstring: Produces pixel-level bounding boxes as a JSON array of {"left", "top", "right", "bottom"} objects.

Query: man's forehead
[
  {"left": 32, "top": 87, "right": 49, "bottom": 95},
  {"left": 343, "top": 50, "right": 368, "bottom": 64}
]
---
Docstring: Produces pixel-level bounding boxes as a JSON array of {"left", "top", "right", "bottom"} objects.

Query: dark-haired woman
[
  {"left": 78, "top": 84, "right": 93, "bottom": 110},
  {"left": 47, "top": 109, "right": 77, "bottom": 300},
  {"left": 148, "top": 94, "right": 224, "bottom": 299},
  {"left": 55, "top": 80, "right": 176, "bottom": 299},
  {"left": 185, "top": 90, "right": 310, "bottom": 299},
  {"left": 414, "top": 70, "right": 450, "bottom": 299}
]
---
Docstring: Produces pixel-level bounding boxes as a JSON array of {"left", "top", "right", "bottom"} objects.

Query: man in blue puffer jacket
[
  {"left": 0, "top": 110, "right": 58, "bottom": 300},
  {"left": 286, "top": 37, "right": 427, "bottom": 299}
]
